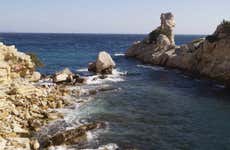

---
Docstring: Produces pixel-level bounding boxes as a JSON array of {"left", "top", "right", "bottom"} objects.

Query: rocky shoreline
[
  {"left": 0, "top": 42, "right": 119, "bottom": 149},
  {"left": 126, "top": 13, "right": 230, "bottom": 87}
]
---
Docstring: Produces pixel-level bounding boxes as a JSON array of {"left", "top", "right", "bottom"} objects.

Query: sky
[{"left": 0, "top": 0, "right": 229, "bottom": 34}]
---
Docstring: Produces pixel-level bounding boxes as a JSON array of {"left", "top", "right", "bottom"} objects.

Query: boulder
[
  {"left": 38, "top": 121, "right": 106, "bottom": 148},
  {"left": 73, "top": 76, "right": 87, "bottom": 84},
  {"left": 30, "top": 139, "right": 40, "bottom": 150},
  {"left": 29, "top": 71, "right": 41, "bottom": 82},
  {"left": 88, "top": 51, "right": 116, "bottom": 74},
  {"left": 53, "top": 68, "right": 73, "bottom": 83},
  {"left": 88, "top": 62, "right": 96, "bottom": 72}
]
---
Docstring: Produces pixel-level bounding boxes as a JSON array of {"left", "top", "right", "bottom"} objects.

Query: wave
[
  {"left": 114, "top": 53, "right": 125, "bottom": 57},
  {"left": 137, "top": 64, "right": 166, "bottom": 71},
  {"left": 49, "top": 143, "right": 119, "bottom": 150},
  {"left": 77, "top": 68, "right": 88, "bottom": 72},
  {"left": 86, "top": 69, "right": 127, "bottom": 85}
]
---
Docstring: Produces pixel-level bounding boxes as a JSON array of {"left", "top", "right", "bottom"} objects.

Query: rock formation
[
  {"left": 0, "top": 42, "right": 37, "bottom": 83},
  {"left": 53, "top": 68, "right": 73, "bottom": 83},
  {"left": 53, "top": 68, "right": 87, "bottom": 85},
  {"left": 160, "top": 13, "right": 176, "bottom": 45},
  {"left": 126, "top": 13, "right": 230, "bottom": 86},
  {"left": 88, "top": 51, "right": 116, "bottom": 74},
  {"left": 0, "top": 42, "right": 94, "bottom": 149}
]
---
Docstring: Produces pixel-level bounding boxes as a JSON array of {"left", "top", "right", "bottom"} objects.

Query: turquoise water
[{"left": 1, "top": 33, "right": 230, "bottom": 150}]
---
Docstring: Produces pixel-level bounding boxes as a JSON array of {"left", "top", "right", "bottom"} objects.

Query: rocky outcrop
[
  {"left": 0, "top": 43, "right": 77, "bottom": 149},
  {"left": 53, "top": 68, "right": 87, "bottom": 85},
  {"left": 37, "top": 121, "right": 106, "bottom": 148},
  {"left": 126, "top": 13, "right": 230, "bottom": 86},
  {"left": 160, "top": 13, "right": 176, "bottom": 45},
  {"left": 0, "top": 43, "right": 118, "bottom": 149},
  {"left": 0, "top": 42, "right": 36, "bottom": 83},
  {"left": 53, "top": 68, "right": 73, "bottom": 83},
  {"left": 88, "top": 51, "right": 116, "bottom": 74}
]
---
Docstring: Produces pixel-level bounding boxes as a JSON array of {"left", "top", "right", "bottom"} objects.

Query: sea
[{"left": 1, "top": 33, "right": 230, "bottom": 150}]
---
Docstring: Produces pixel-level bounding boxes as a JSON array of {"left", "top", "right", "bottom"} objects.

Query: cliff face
[
  {"left": 0, "top": 42, "right": 38, "bottom": 83},
  {"left": 126, "top": 13, "right": 230, "bottom": 86},
  {"left": 0, "top": 43, "right": 68, "bottom": 149},
  {"left": 194, "top": 25, "right": 230, "bottom": 84}
]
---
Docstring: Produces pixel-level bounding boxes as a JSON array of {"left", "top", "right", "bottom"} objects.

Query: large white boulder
[{"left": 89, "top": 51, "right": 116, "bottom": 74}]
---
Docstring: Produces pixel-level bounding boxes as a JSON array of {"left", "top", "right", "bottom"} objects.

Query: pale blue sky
[{"left": 1, "top": 0, "right": 229, "bottom": 34}]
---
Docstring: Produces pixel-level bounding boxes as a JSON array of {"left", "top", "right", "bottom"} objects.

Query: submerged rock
[
  {"left": 88, "top": 51, "right": 116, "bottom": 74},
  {"left": 37, "top": 120, "right": 106, "bottom": 148}
]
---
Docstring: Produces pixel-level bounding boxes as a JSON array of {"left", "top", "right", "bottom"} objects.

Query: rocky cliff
[
  {"left": 0, "top": 42, "right": 37, "bottom": 83},
  {"left": 0, "top": 43, "right": 119, "bottom": 149},
  {"left": 126, "top": 13, "right": 230, "bottom": 86}
]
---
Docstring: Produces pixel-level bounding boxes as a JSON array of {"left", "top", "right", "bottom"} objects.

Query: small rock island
[{"left": 126, "top": 12, "right": 230, "bottom": 86}]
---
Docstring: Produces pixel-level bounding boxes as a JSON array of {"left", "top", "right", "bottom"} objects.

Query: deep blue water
[{"left": 1, "top": 33, "right": 230, "bottom": 150}]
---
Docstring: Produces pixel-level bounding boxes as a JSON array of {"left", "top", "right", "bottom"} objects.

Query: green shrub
[
  {"left": 206, "top": 35, "right": 219, "bottom": 43},
  {"left": 26, "top": 52, "right": 44, "bottom": 68},
  {"left": 221, "top": 19, "right": 230, "bottom": 34},
  {"left": 192, "top": 38, "right": 204, "bottom": 44},
  {"left": 148, "top": 27, "right": 171, "bottom": 43},
  {"left": 206, "top": 20, "right": 230, "bottom": 43}
]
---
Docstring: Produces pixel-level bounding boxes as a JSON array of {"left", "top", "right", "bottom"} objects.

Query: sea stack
[
  {"left": 160, "top": 12, "right": 176, "bottom": 45},
  {"left": 126, "top": 13, "right": 230, "bottom": 86}
]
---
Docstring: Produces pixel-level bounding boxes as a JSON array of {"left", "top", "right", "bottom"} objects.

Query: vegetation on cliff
[
  {"left": 26, "top": 52, "right": 44, "bottom": 68},
  {"left": 148, "top": 28, "right": 171, "bottom": 44},
  {"left": 221, "top": 19, "right": 230, "bottom": 34},
  {"left": 206, "top": 20, "right": 230, "bottom": 43}
]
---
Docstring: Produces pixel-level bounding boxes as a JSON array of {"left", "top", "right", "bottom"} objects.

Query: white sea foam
[
  {"left": 82, "top": 143, "right": 119, "bottom": 150},
  {"left": 48, "top": 145, "right": 75, "bottom": 150},
  {"left": 77, "top": 68, "right": 88, "bottom": 72},
  {"left": 86, "top": 131, "right": 94, "bottom": 141},
  {"left": 86, "top": 69, "right": 126, "bottom": 85},
  {"left": 137, "top": 64, "right": 165, "bottom": 71},
  {"left": 114, "top": 53, "right": 125, "bottom": 56}
]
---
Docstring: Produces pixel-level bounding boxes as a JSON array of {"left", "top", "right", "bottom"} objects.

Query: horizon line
[{"left": 0, "top": 32, "right": 207, "bottom": 36}]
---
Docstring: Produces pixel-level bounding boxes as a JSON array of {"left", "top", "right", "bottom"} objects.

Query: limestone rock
[
  {"left": 30, "top": 139, "right": 40, "bottom": 150},
  {"left": 126, "top": 14, "right": 230, "bottom": 86},
  {"left": 5, "top": 138, "right": 31, "bottom": 150},
  {"left": 88, "top": 51, "right": 116, "bottom": 74},
  {"left": 38, "top": 121, "right": 106, "bottom": 148},
  {"left": 96, "top": 51, "right": 116, "bottom": 74},
  {"left": 29, "top": 72, "right": 41, "bottom": 82},
  {"left": 0, "top": 43, "right": 38, "bottom": 84},
  {"left": 53, "top": 68, "right": 73, "bottom": 83},
  {"left": 160, "top": 12, "right": 176, "bottom": 45},
  {"left": 156, "top": 34, "right": 171, "bottom": 50}
]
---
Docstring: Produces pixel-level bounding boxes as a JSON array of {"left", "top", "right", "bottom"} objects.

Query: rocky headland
[
  {"left": 126, "top": 12, "right": 230, "bottom": 87},
  {"left": 0, "top": 42, "right": 119, "bottom": 149}
]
